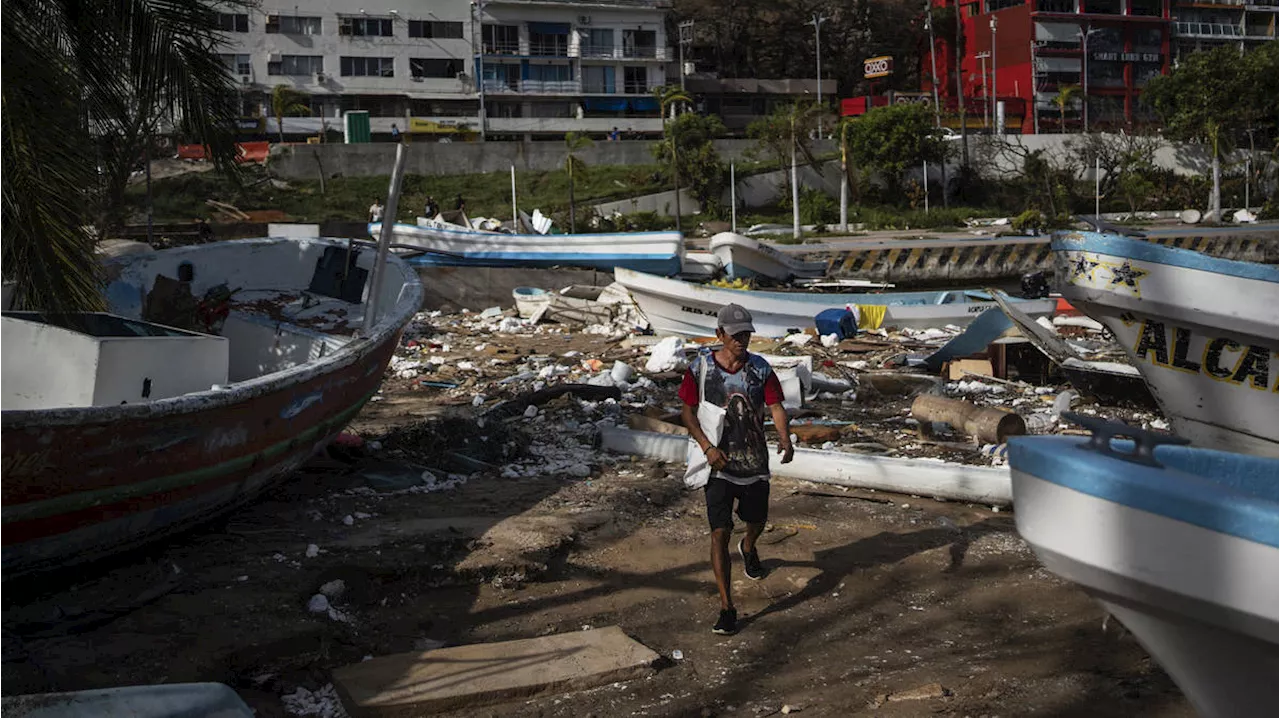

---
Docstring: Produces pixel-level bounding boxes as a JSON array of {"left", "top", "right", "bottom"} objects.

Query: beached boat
[
  {"left": 708, "top": 232, "right": 828, "bottom": 281},
  {"left": 1008, "top": 413, "right": 1278, "bottom": 718},
  {"left": 369, "top": 218, "right": 684, "bottom": 276},
  {"left": 614, "top": 267, "right": 1058, "bottom": 338},
  {"left": 1052, "top": 230, "right": 1278, "bottom": 456},
  {"left": 1, "top": 237, "right": 422, "bottom": 576}
]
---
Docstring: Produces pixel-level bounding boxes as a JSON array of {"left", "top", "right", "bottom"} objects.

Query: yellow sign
[
  {"left": 408, "top": 118, "right": 468, "bottom": 134},
  {"left": 864, "top": 56, "right": 893, "bottom": 79}
]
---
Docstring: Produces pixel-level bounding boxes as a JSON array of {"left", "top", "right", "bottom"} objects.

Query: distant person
[
  {"left": 424, "top": 195, "right": 439, "bottom": 219},
  {"left": 610, "top": 126, "right": 620, "bottom": 141},
  {"left": 679, "top": 303, "right": 793, "bottom": 636},
  {"left": 390, "top": 124, "right": 401, "bottom": 142},
  {"left": 195, "top": 218, "right": 213, "bottom": 243},
  {"left": 369, "top": 198, "right": 384, "bottom": 223},
  {"left": 455, "top": 193, "right": 465, "bottom": 211}
]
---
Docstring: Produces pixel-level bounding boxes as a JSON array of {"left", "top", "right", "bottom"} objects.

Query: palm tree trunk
[
  {"left": 672, "top": 138, "right": 682, "bottom": 232},
  {"left": 569, "top": 164, "right": 577, "bottom": 233},
  {"left": 1209, "top": 140, "right": 1221, "bottom": 222},
  {"left": 839, "top": 127, "right": 848, "bottom": 232}
]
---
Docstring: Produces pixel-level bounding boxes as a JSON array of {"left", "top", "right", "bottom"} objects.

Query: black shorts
[{"left": 704, "top": 477, "right": 770, "bottom": 531}]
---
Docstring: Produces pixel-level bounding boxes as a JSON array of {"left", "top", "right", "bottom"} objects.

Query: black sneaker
[
  {"left": 712, "top": 608, "right": 737, "bottom": 635},
  {"left": 739, "top": 538, "right": 766, "bottom": 580}
]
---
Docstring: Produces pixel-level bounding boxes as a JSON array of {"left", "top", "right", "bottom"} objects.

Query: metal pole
[
  {"left": 730, "top": 162, "right": 737, "bottom": 233},
  {"left": 1245, "top": 157, "right": 1250, "bottom": 211},
  {"left": 144, "top": 136, "right": 154, "bottom": 245},
  {"left": 811, "top": 14, "right": 828, "bottom": 107},
  {"left": 475, "top": 1, "right": 487, "bottom": 141},
  {"left": 1094, "top": 155, "right": 1100, "bottom": 219},
  {"left": 365, "top": 142, "right": 408, "bottom": 336},
  {"left": 976, "top": 54, "right": 990, "bottom": 128},
  {"left": 923, "top": 160, "right": 930, "bottom": 213},
  {"left": 1031, "top": 39, "right": 1040, "bottom": 134},
  {"left": 678, "top": 32, "right": 686, "bottom": 91},
  {"left": 511, "top": 165, "right": 518, "bottom": 230},
  {"left": 926, "top": 8, "right": 941, "bottom": 129},
  {"left": 990, "top": 16, "right": 998, "bottom": 134},
  {"left": 1082, "top": 27, "right": 1090, "bottom": 134},
  {"left": 955, "top": 0, "right": 969, "bottom": 170}
]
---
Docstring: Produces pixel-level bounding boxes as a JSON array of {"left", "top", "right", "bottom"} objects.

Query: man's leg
[
  {"left": 710, "top": 527, "right": 733, "bottom": 610},
  {"left": 736, "top": 480, "right": 770, "bottom": 580},
  {"left": 741, "top": 521, "right": 765, "bottom": 556}
]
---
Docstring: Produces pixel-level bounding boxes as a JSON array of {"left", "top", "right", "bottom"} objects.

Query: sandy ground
[{"left": 2, "top": 311, "right": 1191, "bottom": 717}]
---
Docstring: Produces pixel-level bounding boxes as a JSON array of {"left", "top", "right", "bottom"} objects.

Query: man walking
[{"left": 679, "top": 303, "right": 794, "bottom": 636}]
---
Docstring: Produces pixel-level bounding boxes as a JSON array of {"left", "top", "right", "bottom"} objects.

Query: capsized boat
[
  {"left": 708, "top": 232, "right": 828, "bottom": 281},
  {"left": 1052, "top": 230, "right": 1278, "bottom": 456},
  {"left": 1, "top": 237, "right": 422, "bottom": 576},
  {"left": 614, "top": 267, "right": 1058, "bottom": 338},
  {"left": 369, "top": 216, "right": 683, "bottom": 276},
  {"left": 1008, "top": 412, "right": 1278, "bottom": 718}
]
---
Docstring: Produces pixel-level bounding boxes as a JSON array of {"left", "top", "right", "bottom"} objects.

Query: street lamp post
[
  {"left": 1079, "top": 25, "right": 1100, "bottom": 133},
  {"left": 925, "top": 6, "right": 941, "bottom": 129},
  {"left": 1031, "top": 38, "right": 1040, "bottom": 134},
  {"left": 989, "top": 15, "right": 998, "bottom": 133},
  {"left": 473, "top": 0, "right": 487, "bottom": 141},
  {"left": 678, "top": 20, "right": 694, "bottom": 91},
  {"left": 974, "top": 52, "right": 990, "bottom": 128},
  {"left": 808, "top": 14, "right": 829, "bottom": 107}
]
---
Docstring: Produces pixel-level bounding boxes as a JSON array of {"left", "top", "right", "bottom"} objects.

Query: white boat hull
[
  {"left": 370, "top": 221, "right": 683, "bottom": 276},
  {"left": 709, "top": 232, "right": 827, "bottom": 281},
  {"left": 615, "top": 267, "right": 1058, "bottom": 338},
  {"left": 1053, "top": 232, "right": 1279, "bottom": 456},
  {"left": 1012, "top": 469, "right": 1278, "bottom": 718}
]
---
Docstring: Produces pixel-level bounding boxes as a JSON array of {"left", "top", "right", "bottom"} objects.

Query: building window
[
  {"left": 1134, "top": 62, "right": 1163, "bottom": 85},
  {"left": 582, "top": 65, "right": 616, "bottom": 93},
  {"left": 481, "top": 63, "right": 521, "bottom": 91},
  {"left": 529, "top": 30, "right": 569, "bottom": 56},
  {"left": 622, "top": 29, "right": 657, "bottom": 58},
  {"left": 267, "top": 55, "right": 324, "bottom": 76},
  {"left": 623, "top": 66, "right": 648, "bottom": 94},
  {"left": 1037, "top": 0, "right": 1076, "bottom": 12},
  {"left": 341, "top": 56, "right": 395, "bottom": 77},
  {"left": 216, "top": 12, "right": 249, "bottom": 32},
  {"left": 411, "top": 58, "right": 463, "bottom": 78},
  {"left": 1089, "top": 60, "right": 1126, "bottom": 87},
  {"left": 529, "top": 101, "right": 572, "bottom": 118},
  {"left": 219, "top": 53, "right": 252, "bottom": 76},
  {"left": 266, "top": 15, "right": 322, "bottom": 35},
  {"left": 1082, "top": 0, "right": 1122, "bottom": 14},
  {"left": 582, "top": 28, "right": 615, "bottom": 57},
  {"left": 483, "top": 24, "right": 520, "bottom": 54},
  {"left": 985, "top": 0, "right": 1025, "bottom": 12},
  {"left": 408, "top": 20, "right": 463, "bottom": 39},
  {"left": 340, "top": 17, "right": 393, "bottom": 37}
]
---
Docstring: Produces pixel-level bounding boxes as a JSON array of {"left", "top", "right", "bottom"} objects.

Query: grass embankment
[{"left": 124, "top": 164, "right": 668, "bottom": 225}]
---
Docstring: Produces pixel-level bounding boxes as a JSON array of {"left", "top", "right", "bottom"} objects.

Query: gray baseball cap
[{"left": 717, "top": 303, "right": 755, "bottom": 335}]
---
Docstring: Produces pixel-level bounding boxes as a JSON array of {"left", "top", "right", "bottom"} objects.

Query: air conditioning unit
[
  {"left": 241, "top": 75, "right": 253, "bottom": 84},
  {"left": 578, "top": 15, "right": 591, "bottom": 25},
  {"left": 315, "top": 72, "right": 326, "bottom": 83},
  {"left": 268, "top": 52, "right": 282, "bottom": 62}
]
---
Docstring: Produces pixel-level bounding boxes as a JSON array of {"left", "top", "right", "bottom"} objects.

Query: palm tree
[
  {"left": 272, "top": 84, "right": 312, "bottom": 144},
  {"left": 653, "top": 85, "right": 692, "bottom": 232},
  {"left": 563, "top": 131, "right": 593, "bottom": 233},
  {"left": 3, "top": 0, "right": 241, "bottom": 315},
  {"left": 1053, "top": 85, "right": 1081, "bottom": 134}
]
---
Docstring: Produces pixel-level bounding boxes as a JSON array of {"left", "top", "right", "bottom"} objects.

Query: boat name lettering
[
  {"left": 1, "top": 449, "right": 54, "bottom": 479},
  {"left": 1132, "top": 320, "right": 1276, "bottom": 391},
  {"left": 680, "top": 305, "right": 715, "bottom": 317},
  {"left": 967, "top": 304, "right": 991, "bottom": 313},
  {"left": 204, "top": 425, "right": 249, "bottom": 453}
]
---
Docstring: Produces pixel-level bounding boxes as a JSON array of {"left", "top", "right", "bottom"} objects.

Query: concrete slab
[{"left": 333, "top": 626, "right": 659, "bottom": 716}]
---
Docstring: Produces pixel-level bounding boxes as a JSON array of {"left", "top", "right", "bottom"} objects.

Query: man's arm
[
  {"left": 682, "top": 403, "right": 728, "bottom": 471},
  {"left": 769, "top": 402, "right": 794, "bottom": 464}
]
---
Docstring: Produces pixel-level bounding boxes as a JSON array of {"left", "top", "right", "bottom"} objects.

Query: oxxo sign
[{"left": 864, "top": 56, "right": 893, "bottom": 79}]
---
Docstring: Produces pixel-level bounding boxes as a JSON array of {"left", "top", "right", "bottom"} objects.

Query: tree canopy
[
  {"left": 1143, "top": 43, "right": 1277, "bottom": 151},
  {"left": 845, "top": 103, "right": 947, "bottom": 193},
  {"left": 652, "top": 113, "right": 728, "bottom": 217}
]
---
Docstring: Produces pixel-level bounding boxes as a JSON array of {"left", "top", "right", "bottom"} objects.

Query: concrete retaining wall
[
  {"left": 414, "top": 266, "right": 612, "bottom": 311},
  {"left": 268, "top": 138, "right": 825, "bottom": 180}
]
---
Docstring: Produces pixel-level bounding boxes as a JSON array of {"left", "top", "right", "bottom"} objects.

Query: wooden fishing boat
[
  {"left": 1052, "top": 230, "right": 1278, "bottom": 456},
  {"left": 613, "top": 267, "right": 1058, "bottom": 338},
  {"left": 708, "top": 232, "right": 828, "bottom": 281},
  {"left": 369, "top": 218, "right": 684, "bottom": 276},
  {"left": 1, "top": 237, "right": 422, "bottom": 576},
  {"left": 1009, "top": 414, "right": 1278, "bottom": 718}
]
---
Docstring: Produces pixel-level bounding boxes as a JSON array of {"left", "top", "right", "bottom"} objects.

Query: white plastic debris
[
  {"left": 305, "top": 544, "right": 320, "bottom": 558},
  {"left": 472, "top": 394, "right": 486, "bottom": 407},
  {"left": 645, "top": 336, "right": 687, "bottom": 373},
  {"left": 523, "top": 405, "right": 539, "bottom": 419},
  {"left": 307, "top": 594, "right": 331, "bottom": 614},
  {"left": 480, "top": 306, "right": 503, "bottom": 318},
  {"left": 281, "top": 684, "right": 346, "bottom": 718},
  {"left": 820, "top": 333, "right": 840, "bottom": 348},
  {"left": 610, "top": 360, "right": 635, "bottom": 384},
  {"left": 783, "top": 332, "right": 813, "bottom": 347},
  {"left": 671, "top": 649, "right": 684, "bottom": 660},
  {"left": 342, "top": 515, "right": 354, "bottom": 526}
]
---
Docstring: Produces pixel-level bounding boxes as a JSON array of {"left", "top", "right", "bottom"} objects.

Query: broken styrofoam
[
  {"left": 599, "top": 427, "right": 1012, "bottom": 505},
  {"left": 645, "top": 336, "right": 687, "bottom": 373}
]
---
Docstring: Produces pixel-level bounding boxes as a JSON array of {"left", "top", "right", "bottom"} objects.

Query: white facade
[{"left": 213, "top": 0, "right": 671, "bottom": 138}]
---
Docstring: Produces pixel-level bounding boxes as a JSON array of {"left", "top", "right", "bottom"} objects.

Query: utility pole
[
  {"left": 954, "top": 0, "right": 969, "bottom": 170},
  {"left": 925, "top": 7, "right": 941, "bottom": 129},
  {"left": 975, "top": 52, "right": 990, "bottom": 129},
  {"left": 474, "top": 0, "right": 487, "bottom": 140},
  {"left": 809, "top": 14, "right": 829, "bottom": 106},
  {"left": 1080, "top": 25, "right": 1099, "bottom": 133},
  {"left": 678, "top": 20, "right": 694, "bottom": 91},
  {"left": 989, "top": 15, "right": 998, "bottom": 133},
  {"left": 1031, "top": 38, "right": 1039, "bottom": 134}
]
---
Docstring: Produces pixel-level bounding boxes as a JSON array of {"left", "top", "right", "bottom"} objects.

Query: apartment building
[
  {"left": 212, "top": 0, "right": 671, "bottom": 140},
  {"left": 1169, "top": 0, "right": 1277, "bottom": 61}
]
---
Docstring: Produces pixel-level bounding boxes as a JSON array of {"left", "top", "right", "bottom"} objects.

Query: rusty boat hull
[{"left": 1, "top": 238, "right": 423, "bottom": 577}]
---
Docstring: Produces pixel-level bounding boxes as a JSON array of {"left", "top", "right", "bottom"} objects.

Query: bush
[{"left": 797, "top": 187, "right": 838, "bottom": 225}]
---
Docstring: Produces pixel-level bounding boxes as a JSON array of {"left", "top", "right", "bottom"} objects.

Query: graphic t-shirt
[{"left": 679, "top": 349, "right": 785, "bottom": 485}]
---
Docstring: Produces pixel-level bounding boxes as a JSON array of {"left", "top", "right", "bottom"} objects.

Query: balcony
[
  {"left": 485, "top": 116, "right": 664, "bottom": 134},
  {"left": 623, "top": 82, "right": 651, "bottom": 95},
  {"left": 482, "top": 40, "right": 522, "bottom": 56},
  {"left": 481, "top": 79, "right": 582, "bottom": 95},
  {"left": 528, "top": 41, "right": 569, "bottom": 57},
  {"left": 581, "top": 82, "right": 653, "bottom": 95},
  {"left": 1174, "top": 20, "right": 1245, "bottom": 35}
]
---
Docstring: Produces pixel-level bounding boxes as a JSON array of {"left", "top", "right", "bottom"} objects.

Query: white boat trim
[{"left": 709, "top": 232, "right": 828, "bottom": 281}]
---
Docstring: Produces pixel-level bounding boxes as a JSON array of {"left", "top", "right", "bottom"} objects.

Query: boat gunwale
[
  {"left": 1, "top": 237, "right": 424, "bottom": 428},
  {"left": 370, "top": 221, "right": 685, "bottom": 243},
  {"left": 1051, "top": 231, "right": 1279, "bottom": 283}
]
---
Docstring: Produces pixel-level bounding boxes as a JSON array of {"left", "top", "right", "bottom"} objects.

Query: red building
[{"left": 921, "top": 0, "right": 1173, "bottom": 133}]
